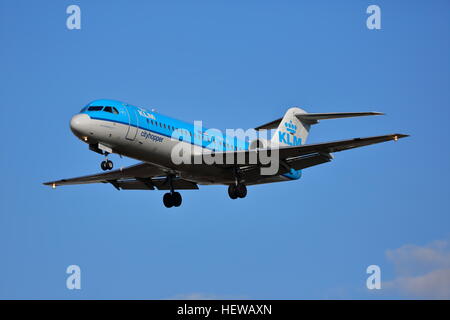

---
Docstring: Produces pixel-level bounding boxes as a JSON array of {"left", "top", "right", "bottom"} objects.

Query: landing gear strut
[
  {"left": 163, "top": 175, "right": 182, "bottom": 208},
  {"left": 100, "top": 153, "right": 113, "bottom": 171},
  {"left": 228, "top": 183, "right": 247, "bottom": 199}
]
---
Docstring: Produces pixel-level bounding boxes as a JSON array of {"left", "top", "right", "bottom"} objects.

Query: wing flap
[
  {"left": 239, "top": 152, "right": 333, "bottom": 182},
  {"left": 114, "top": 180, "right": 153, "bottom": 190},
  {"left": 152, "top": 178, "right": 199, "bottom": 190},
  {"left": 107, "top": 178, "right": 198, "bottom": 190},
  {"left": 286, "top": 152, "right": 333, "bottom": 170}
]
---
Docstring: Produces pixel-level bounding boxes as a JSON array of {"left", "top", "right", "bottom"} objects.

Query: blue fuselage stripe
[{"left": 83, "top": 100, "right": 301, "bottom": 180}]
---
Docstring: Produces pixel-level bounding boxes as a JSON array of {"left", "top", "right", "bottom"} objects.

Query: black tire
[
  {"left": 100, "top": 161, "right": 107, "bottom": 171},
  {"left": 172, "top": 192, "right": 182, "bottom": 207},
  {"left": 106, "top": 160, "right": 113, "bottom": 170},
  {"left": 228, "top": 184, "right": 238, "bottom": 199},
  {"left": 163, "top": 193, "right": 173, "bottom": 208},
  {"left": 236, "top": 183, "right": 247, "bottom": 198}
]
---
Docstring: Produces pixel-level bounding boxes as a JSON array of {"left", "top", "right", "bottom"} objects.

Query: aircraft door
[{"left": 125, "top": 105, "right": 139, "bottom": 141}]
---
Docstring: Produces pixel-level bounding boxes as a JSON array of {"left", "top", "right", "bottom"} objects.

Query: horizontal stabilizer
[
  {"left": 295, "top": 112, "right": 383, "bottom": 124},
  {"left": 255, "top": 111, "right": 383, "bottom": 130}
]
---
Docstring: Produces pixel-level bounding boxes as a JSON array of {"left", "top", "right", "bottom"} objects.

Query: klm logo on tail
[
  {"left": 285, "top": 120, "right": 297, "bottom": 134},
  {"left": 278, "top": 120, "right": 302, "bottom": 146}
]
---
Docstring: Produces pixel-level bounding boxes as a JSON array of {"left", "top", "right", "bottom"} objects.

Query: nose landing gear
[
  {"left": 100, "top": 160, "right": 113, "bottom": 171},
  {"left": 100, "top": 153, "right": 113, "bottom": 171}
]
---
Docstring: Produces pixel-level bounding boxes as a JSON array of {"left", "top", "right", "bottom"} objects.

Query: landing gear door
[{"left": 125, "top": 105, "right": 138, "bottom": 141}]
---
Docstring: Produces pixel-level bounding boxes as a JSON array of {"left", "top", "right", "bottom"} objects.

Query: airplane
[{"left": 44, "top": 99, "right": 408, "bottom": 208}]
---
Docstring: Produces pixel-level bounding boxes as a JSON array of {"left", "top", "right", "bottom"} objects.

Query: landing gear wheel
[
  {"left": 228, "top": 184, "right": 238, "bottom": 199},
  {"left": 101, "top": 160, "right": 113, "bottom": 171},
  {"left": 163, "top": 193, "right": 173, "bottom": 208},
  {"left": 162, "top": 175, "right": 183, "bottom": 208},
  {"left": 236, "top": 183, "right": 247, "bottom": 198},
  {"left": 172, "top": 192, "right": 182, "bottom": 207}
]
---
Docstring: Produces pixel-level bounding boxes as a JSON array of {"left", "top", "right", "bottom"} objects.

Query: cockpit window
[
  {"left": 104, "top": 106, "right": 119, "bottom": 114},
  {"left": 88, "top": 106, "right": 103, "bottom": 111}
]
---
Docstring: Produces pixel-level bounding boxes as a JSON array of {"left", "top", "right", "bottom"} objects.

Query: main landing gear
[
  {"left": 163, "top": 191, "right": 182, "bottom": 208},
  {"left": 100, "top": 152, "right": 113, "bottom": 171},
  {"left": 228, "top": 183, "right": 247, "bottom": 200},
  {"left": 228, "top": 167, "right": 247, "bottom": 200},
  {"left": 163, "top": 175, "right": 182, "bottom": 208}
]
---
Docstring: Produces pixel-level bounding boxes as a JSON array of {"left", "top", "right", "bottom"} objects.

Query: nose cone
[{"left": 70, "top": 113, "right": 91, "bottom": 139}]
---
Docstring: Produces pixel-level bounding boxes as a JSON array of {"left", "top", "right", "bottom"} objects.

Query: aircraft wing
[
  {"left": 202, "top": 133, "right": 408, "bottom": 167},
  {"left": 43, "top": 162, "right": 199, "bottom": 190},
  {"left": 44, "top": 134, "right": 407, "bottom": 189},
  {"left": 277, "top": 133, "right": 408, "bottom": 157}
]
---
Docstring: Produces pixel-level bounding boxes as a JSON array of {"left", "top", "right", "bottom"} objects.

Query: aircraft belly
[
  {"left": 91, "top": 120, "right": 232, "bottom": 184},
  {"left": 88, "top": 120, "right": 293, "bottom": 186}
]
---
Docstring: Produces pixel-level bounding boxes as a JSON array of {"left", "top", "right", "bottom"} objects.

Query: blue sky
[{"left": 0, "top": 0, "right": 449, "bottom": 299}]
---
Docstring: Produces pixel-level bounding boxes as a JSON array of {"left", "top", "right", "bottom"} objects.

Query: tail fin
[{"left": 271, "top": 107, "right": 310, "bottom": 147}]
